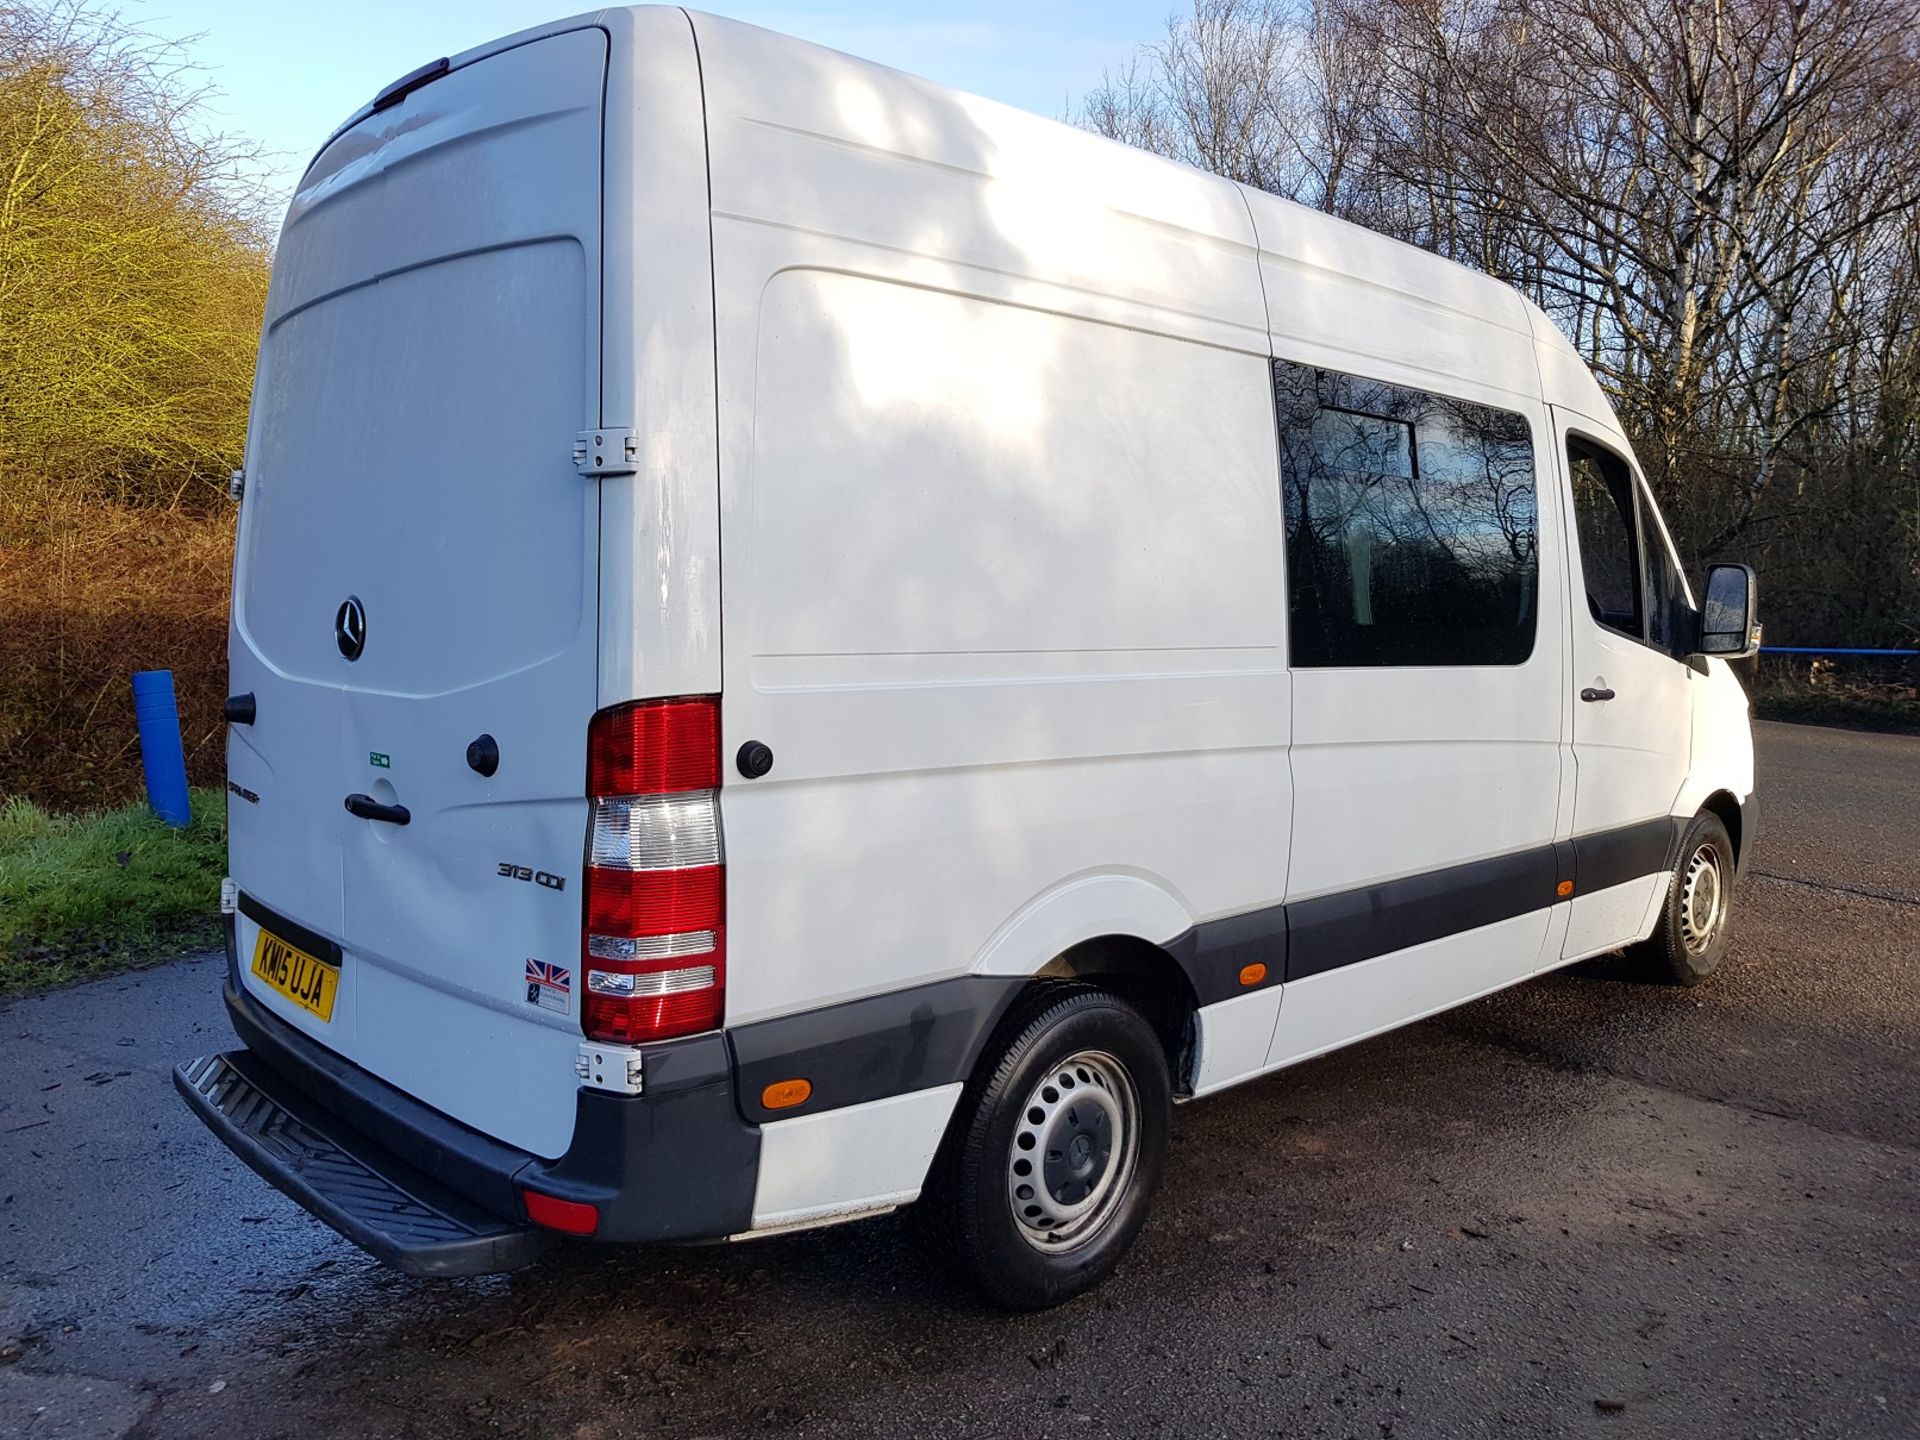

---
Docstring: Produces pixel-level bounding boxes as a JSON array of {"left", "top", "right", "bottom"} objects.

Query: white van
[{"left": 177, "top": 6, "right": 1760, "bottom": 1310}]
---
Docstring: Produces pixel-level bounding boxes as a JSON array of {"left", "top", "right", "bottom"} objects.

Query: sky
[{"left": 141, "top": 1, "right": 1173, "bottom": 207}]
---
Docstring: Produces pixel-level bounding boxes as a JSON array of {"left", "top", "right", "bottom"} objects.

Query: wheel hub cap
[{"left": 1006, "top": 1050, "right": 1139, "bottom": 1253}]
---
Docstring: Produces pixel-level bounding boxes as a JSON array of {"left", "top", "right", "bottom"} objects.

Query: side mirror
[{"left": 1696, "top": 563, "right": 1759, "bottom": 659}]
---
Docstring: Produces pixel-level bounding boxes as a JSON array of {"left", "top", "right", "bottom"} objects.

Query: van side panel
[
  {"left": 748, "top": 272, "right": 1278, "bottom": 660},
  {"left": 693, "top": 12, "right": 1291, "bottom": 1065},
  {"left": 722, "top": 280, "right": 1288, "bottom": 1024}
]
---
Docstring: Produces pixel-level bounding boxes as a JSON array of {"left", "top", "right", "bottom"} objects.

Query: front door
[{"left": 1554, "top": 413, "right": 1696, "bottom": 958}]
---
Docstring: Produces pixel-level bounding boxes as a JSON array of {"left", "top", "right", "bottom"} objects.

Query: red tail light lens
[
  {"left": 583, "top": 978, "right": 723, "bottom": 1047},
  {"left": 581, "top": 697, "right": 724, "bottom": 1045},
  {"left": 584, "top": 865, "right": 723, "bottom": 937},
  {"left": 587, "top": 698, "right": 720, "bottom": 796}
]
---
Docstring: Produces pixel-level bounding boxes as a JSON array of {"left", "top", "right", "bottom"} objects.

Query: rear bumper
[
  {"left": 177, "top": 917, "right": 760, "bottom": 1276},
  {"left": 176, "top": 1048, "right": 553, "bottom": 1276}
]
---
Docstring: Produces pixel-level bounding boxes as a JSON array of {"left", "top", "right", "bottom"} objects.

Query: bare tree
[{"left": 1081, "top": 0, "right": 1920, "bottom": 644}]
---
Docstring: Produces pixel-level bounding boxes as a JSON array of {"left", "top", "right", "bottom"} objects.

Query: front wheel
[
  {"left": 932, "top": 987, "right": 1170, "bottom": 1310},
  {"left": 1630, "top": 810, "right": 1737, "bottom": 985}
]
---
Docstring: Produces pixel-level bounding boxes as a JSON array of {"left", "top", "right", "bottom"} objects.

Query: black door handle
[
  {"left": 344, "top": 793, "right": 410, "bottom": 825},
  {"left": 1580, "top": 686, "right": 1616, "bottom": 703}
]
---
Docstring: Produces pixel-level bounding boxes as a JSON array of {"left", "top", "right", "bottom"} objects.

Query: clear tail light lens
[{"left": 582, "top": 698, "right": 724, "bottom": 1044}]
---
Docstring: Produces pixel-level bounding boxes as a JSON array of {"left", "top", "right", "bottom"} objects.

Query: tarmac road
[{"left": 2, "top": 719, "right": 1915, "bottom": 1439}]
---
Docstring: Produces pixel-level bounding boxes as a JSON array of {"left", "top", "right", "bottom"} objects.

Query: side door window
[{"left": 1275, "top": 360, "right": 1539, "bottom": 667}]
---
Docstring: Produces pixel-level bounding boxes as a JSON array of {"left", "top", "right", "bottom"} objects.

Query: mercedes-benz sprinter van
[{"left": 177, "top": 6, "right": 1760, "bottom": 1310}]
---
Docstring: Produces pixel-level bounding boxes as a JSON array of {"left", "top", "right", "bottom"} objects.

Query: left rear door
[{"left": 227, "top": 27, "right": 608, "bottom": 1159}]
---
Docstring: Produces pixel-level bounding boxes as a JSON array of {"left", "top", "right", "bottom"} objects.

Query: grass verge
[
  {"left": 1746, "top": 657, "right": 1920, "bottom": 734},
  {"left": 1751, "top": 691, "right": 1920, "bottom": 733},
  {"left": 1, "top": 786, "right": 224, "bottom": 998}
]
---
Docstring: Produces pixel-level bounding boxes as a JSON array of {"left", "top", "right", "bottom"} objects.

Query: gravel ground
[{"left": 2, "top": 719, "right": 1914, "bottom": 1439}]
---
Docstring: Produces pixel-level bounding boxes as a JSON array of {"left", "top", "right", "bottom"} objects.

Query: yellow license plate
[{"left": 251, "top": 928, "right": 339, "bottom": 1023}]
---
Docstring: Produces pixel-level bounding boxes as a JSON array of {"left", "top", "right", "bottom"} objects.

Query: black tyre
[
  {"left": 932, "top": 986, "right": 1170, "bottom": 1310},
  {"left": 1630, "top": 811, "right": 1737, "bottom": 985}
]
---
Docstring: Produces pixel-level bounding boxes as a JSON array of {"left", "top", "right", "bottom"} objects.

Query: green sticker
[{"left": 369, "top": 752, "right": 391, "bottom": 769}]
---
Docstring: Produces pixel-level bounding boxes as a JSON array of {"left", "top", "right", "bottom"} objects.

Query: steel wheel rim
[
  {"left": 1006, "top": 1049, "right": 1139, "bottom": 1253},
  {"left": 1678, "top": 842, "right": 1726, "bottom": 955}
]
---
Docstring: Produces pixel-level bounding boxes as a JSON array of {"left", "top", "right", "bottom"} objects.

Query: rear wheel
[
  {"left": 932, "top": 987, "right": 1170, "bottom": 1310},
  {"left": 1630, "top": 810, "right": 1737, "bottom": 985}
]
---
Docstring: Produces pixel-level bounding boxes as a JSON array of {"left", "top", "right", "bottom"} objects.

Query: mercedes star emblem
[{"left": 335, "top": 595, "right": 367, "bottom": 661}]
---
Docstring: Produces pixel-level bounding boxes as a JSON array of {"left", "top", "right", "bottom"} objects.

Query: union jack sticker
[{"left": 525, "top": 958, "right": 572, "bottom": 1015}]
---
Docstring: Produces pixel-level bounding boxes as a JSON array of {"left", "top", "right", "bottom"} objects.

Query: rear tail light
[{"left": 582, "top": 697, "right": 724, "bottom": 1044}]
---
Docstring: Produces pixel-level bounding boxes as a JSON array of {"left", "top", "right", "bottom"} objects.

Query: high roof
[
  {"left": 315, "top": 4, "right": 1619, "bottom": 429},
  {"left": 675, "top": 7, "right": 1616, "bottom": 423}
]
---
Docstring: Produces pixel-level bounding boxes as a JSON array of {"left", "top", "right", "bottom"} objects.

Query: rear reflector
[
  {"left": 581, "top": 698, "right": 725, "bottom": 1045},
  {"left": 522, "top": 1188, "right": 599, "bottom": 1236}
]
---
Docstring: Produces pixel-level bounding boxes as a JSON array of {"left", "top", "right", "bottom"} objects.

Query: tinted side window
[
  {"left": 1276, "top": 360, "right": 1538, "bottom": 668},
  {"left": 1567, "top": 439, "right": 1642, "bottom": 638}
]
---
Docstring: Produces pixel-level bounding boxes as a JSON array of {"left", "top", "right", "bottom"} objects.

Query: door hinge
[
  {"left": 576, "top": 1040, "right": 644, "bottom": 1095},
  {"left": 572, "top": 428, "right": 637, "bottom": 477},
  {"left": 229, "top": 469, "right": 245, "bottom": 502}
]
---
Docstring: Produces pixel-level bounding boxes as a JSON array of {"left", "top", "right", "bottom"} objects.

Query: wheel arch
[
  {"left": 1036, "top": 935, "right": 1202, "bottom": 1091},
  {"left": 1698, "top": 788, "right": 1745, "bottom": 867},
  {"left": 955, "top": 933, "right": 1204, "bottom": 1118},
  {"left": 964, "top": 873, "right": 1203, "bottom": 1089}
]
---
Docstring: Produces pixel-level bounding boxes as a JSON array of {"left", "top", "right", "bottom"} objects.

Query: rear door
[
  {"left": 1555, "top": 414, "right": 1695, "bottom": 957},
  {"left": 227, "top": 29, "right": 607, "bottom": 1158}
]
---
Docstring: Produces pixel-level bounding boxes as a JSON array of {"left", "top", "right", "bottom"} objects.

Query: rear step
[{"left": 175, "top": 1052, "right": 553, "bottom": 1277}]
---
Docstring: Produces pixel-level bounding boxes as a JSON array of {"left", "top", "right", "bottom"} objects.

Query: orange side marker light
[
  {"left": 762, "top": 1078, "right": 813, "bottom": 1110},
  {"left": 1239, "top": 962, "right": 1268, "bottom": 986},
  {"left": 1556, "top": 879, "right": 1575, "bottom": 898}
]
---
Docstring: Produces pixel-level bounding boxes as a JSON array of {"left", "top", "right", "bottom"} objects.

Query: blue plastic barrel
[{"left": 131, "top": 669, "right": 192, "bottom": 828}]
